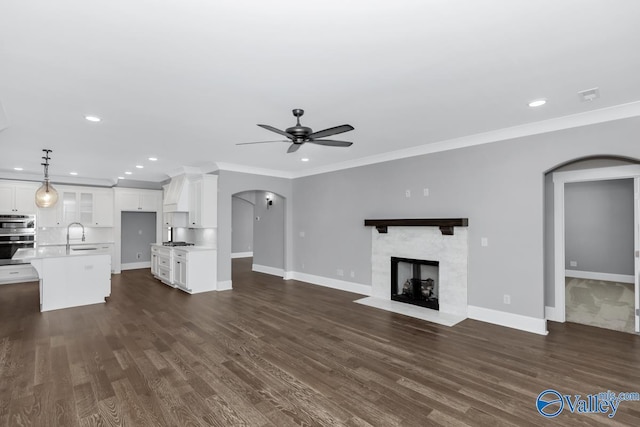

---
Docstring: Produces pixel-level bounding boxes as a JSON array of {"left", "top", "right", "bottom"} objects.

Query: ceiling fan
[{"left": 237, "top": 109, "right": 354, "bottom": 153}]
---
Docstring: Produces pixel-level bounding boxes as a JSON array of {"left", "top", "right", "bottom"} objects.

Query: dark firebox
[{"left": 390, "top": 256, "right": 439, "bottom": 310}]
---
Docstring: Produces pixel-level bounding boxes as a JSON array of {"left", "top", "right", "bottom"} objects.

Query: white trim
[
  {"left": 565, "top": 269, "right": 635, "bottom": 284},
  {"left": 354, "top": 297, "right": 466, "bottom": 327},
  {"left": 212, "top": 102, "right": 640, "bottom": 179},
  {"left": 553, "top": 165, "right": 640, "bottom": 324},
  {"left": 217, "top": 280, "right": 232, "bottom": 291},
  {"left": 252, "top": 264, "right": 284, "bottom": 277},
  {"left": 283, "top": 271, "right": 294, "bottom": 280},
  {"left": 468, "top": 305, "right": 548, "bottom": 335},
  {"left": 288, "top": 271, "right": 372, "bottom": 296},
  {"left": 232, "top": 251, "right": 253, "bottom": 259},
  {"left": 545, "top": 305, "right": 563, "bottom": 322},
  {"left": 121, "top": 261, "right": 151, "bottom": 270}
]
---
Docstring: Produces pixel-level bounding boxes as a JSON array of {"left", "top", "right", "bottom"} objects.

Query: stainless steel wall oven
[{"left": 0, "top": 214, "right": 36, "bottom": 261}]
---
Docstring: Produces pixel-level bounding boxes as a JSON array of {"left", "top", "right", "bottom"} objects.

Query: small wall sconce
[{"left": 266, "top": 194, "right": 273, "bottom": 209}]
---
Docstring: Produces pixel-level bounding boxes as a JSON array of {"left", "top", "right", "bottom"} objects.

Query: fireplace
[{"left": 391, "top": 257, "right": 439, "bottom": 310}]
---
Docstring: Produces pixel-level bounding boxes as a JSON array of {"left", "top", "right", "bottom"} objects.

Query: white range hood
[{"left": 163, "top": 174, "right": 189, "bottom": 212}]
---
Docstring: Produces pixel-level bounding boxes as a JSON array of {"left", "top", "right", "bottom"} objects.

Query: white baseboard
[
  {"left": 545, "top": 305, "right": 564, "bottom": 322},
  {"left": 217, "top": 280, "right": 232, "bottom": 291},
  {"left": 232, "top": 252, "right": 253, "bottom": 259},
  {"left": 252, "top": 264, "right": 284, "bottom": 277},
  {"left": 467, "top": 305, "right": 548, "bottom": 335},
  {"left": 287, "top": 271, "right": 372, "bottom": 296},
  {"left": 121, "top": 261, "right": 151, "bottom": 271},
  {"left": 283, "top": 271, "right": 294, "bottom": 280},
  {"left": 565, "top": 269, "right": 634, "bottom": 284}
]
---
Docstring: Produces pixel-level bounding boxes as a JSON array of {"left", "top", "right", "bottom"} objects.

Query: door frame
[{"left": 550, "top": 164, "right": 640, "bottom": 325}]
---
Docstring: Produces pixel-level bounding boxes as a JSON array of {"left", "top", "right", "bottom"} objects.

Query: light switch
[
  {"left": 405, "top": 189, "right": 411, "bottom": 198},
  {"left": 481, "top": 237, "right": 488, "bottom": 247}
]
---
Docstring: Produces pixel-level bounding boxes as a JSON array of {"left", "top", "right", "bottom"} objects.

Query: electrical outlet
[
  {"left": 503, "top": 294, "right": 511, "bottom": 305},
  {"left": 405, "top": 189, "right": 411, "bottom": 198},
  {"left": 136, "top": 252, "right": 142, "bottom": 260},
  {"left": 299, "top": 231, "right": 305, "bottom": 238},
  {"left": 570, "top": 261, "right": 577, "bottom": 267},
  {"left": 423, "top": 188, "right": 429, "bottom": 196},
  {"left": 350, "top": 270, "right": 355, "bottom": 278},
  {"left": 337, "top": 269, "right": 344, "bottom": 277}
]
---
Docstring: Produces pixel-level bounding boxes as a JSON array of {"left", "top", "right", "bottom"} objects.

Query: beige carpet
[{"left": 565, "top": 277, "right": 636, "bottom": 333}]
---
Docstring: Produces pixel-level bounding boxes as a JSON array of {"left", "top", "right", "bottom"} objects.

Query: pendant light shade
[{"left": 35, "top": 149, "right": 59, "bottom": 208}]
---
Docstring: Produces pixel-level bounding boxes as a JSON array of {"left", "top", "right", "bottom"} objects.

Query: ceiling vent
[{"left": 578, "top": 87, "right": 600, "bottom": 102}]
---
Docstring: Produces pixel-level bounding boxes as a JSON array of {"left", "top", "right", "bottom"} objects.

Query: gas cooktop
[{"left": 162, "top": 241, "right": 195, "bottom": 247}]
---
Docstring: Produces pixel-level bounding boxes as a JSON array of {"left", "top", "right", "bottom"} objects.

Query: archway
[{"left": 543, "top": 155, "right": 640, "bottom": 333}]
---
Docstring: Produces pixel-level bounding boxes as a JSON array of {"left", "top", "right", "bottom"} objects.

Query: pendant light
[{"left": 35, "top": 149, "right": 59, "bottom": 208}]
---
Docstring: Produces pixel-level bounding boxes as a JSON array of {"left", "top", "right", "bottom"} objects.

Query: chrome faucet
[{"left": 66, "top": 222, "right": 85, "bottom": 254}]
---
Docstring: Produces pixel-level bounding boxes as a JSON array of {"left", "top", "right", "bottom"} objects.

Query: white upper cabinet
[
  {"left": 115, "top": 188, "right": 162, "bottom": 212},
  {"left": 39, "top": 186, "right": 114, "bottom": 227},
  {"left": 188, "top": 175, "right": 217, "bottom": 228},
  {"left": 0, "top": 182, "right": 38, "bottom": 214}
]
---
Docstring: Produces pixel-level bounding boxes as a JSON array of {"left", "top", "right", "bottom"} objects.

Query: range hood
[{"left": 163, "top": 174, "right": 189, "bottom": 212}]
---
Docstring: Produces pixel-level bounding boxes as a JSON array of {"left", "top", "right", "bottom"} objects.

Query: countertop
[
  {"left": 151, "top": 243, "right": 216, "bottom": 252},
  {"left": 12, "top": 246, "right": 112, "bottom": 261},
  {"left": 38, "top": 242, "right": 114, "bottom": 247}
]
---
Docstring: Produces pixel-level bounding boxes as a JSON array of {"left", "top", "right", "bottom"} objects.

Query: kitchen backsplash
[
  {"left": 37, "top": 227, "right": 114, "bottom": 245},
  {"left": 172, "top": 227, "right": 217, "bottom": 248}
]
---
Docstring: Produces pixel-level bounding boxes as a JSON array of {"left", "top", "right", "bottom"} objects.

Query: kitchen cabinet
[
  {"left": 162, "top": 212, "right": 188, "bottom": 227},
  {"left": 151, "top": 245, "right": 173, "bottom": 287},
  {"left": 188, "top": 175, "right": 217, "bottom": 228},
  {"left": 40, "top": 187, "right": 114, "bottom": 227},
  {"left": 150, "top": 244, "right": 216, "bottom": 293},
  {"left": 0, "top": 264, "right": 38, "bottom": 284},
  {"left": 117, "top": 189, "right": 161, "bottom": 212},
  {"left": 0, "top": 182, "right": 38, "bottom": 214},
  {"left": 163, "top": 175, "right": 189, "bottom": 212}
]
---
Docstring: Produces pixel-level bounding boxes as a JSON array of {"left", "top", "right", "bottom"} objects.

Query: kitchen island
[{"left": 13, "top": 247, "right": 111, "bottom": 312}]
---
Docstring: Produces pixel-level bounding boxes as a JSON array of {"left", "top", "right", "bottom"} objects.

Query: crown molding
[{"left": 212, "top": 162, "right": 295, "bottom": 179}]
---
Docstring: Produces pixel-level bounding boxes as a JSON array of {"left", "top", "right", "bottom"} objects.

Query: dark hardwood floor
[{"left": 1, "top": 258, "right": 640, "bottom": 426}]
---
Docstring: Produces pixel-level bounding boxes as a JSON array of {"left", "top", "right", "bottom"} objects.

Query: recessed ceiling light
[
  {"left": 136, "top": 165, "right": 144, "bottom": 169},
  {"left": 118, "top": 176, "right": 125, "bottom": 180},
  {"left": 301, "top": 158, "right": 309, "bottom": 162},
  {"left": 13, "top": 167, "right": 23, "bottom": 171},
  {"left": 69, "top": 172, "right": 78, "bottom": 176},
  {"left": 148, "top": 157, "right": 158, "bottom": 161},
  {"left": 528, "top": 99, "right": 547, "bottom": 107},
  {"left": 125, "top": 171, "right": 132, "bottom": 175},
  {"left": 85, "top": 115, "right": 101, "bottom": 122}
]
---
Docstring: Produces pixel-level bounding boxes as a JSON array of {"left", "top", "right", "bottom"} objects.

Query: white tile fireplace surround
[{"left": 356, "top": 224, "right": 468, "bottom": 327}]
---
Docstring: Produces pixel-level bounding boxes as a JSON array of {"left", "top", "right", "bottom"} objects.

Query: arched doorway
[
  {"left": 544, "top": 156, "right": 640, "bottom": 333},
  {"left": 231, "top": 190, "right": 286, "bottom": 279}
]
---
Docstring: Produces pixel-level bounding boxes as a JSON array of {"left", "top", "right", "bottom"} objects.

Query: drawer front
[
  {"left": 0, "top": 265, "right": 38, "bottom": 283},
  {"left": 173, "top": 250, "right": 187, "bottom": 261},
  {"left": 158, "top": 256, "right": 170, "bottom": 267},
  {"left": 157, "top": 266, "right": 171, "bottom": 282}
]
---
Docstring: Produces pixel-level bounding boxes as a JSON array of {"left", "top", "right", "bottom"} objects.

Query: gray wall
[
  {"left": 217, "top": 171, "right": 293, "bottom": 284},
  {"left": 291, "top": 116, "right": 640, "bottom": 319},
  {"left": 121, "top": 211, "right": 156, "bottom": 263},
  {"left": 232, "top": 196, "right": 254, "bottom": 254},
  {"left": 253, "top": 191, "right": 285, "bottom": 270},
  {"left": 565, "top": 179, "right": 634, "bottom": 275}
]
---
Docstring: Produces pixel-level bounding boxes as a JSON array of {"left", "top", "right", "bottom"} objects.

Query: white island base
[{"left": 29, "top": 253, "right": 111, "bottom": 312}]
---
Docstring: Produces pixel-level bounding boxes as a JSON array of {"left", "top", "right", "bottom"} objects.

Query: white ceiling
[{"left": 1, "top": 0, "right": 639, "bottom": 185}]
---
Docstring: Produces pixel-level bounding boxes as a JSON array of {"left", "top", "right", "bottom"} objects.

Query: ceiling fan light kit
[{"left": 238, "top": 109, "right": 355, "bottom": 153}]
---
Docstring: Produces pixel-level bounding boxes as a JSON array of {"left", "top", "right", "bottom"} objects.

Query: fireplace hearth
[{"left": 391, "top": 256, "right": 439, "bottom": 310}]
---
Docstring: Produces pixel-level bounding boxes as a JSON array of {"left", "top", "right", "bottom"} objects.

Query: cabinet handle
[{"left": 9, "top": 272, "right": 19, "bottom": 275}]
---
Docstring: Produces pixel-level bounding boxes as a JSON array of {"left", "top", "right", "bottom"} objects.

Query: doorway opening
[
  {"left": 545, "top": 158, "right": 640, "bottom": 334},
  {"left": 121, "top": 211, "right": 157, "bottom": 271}
]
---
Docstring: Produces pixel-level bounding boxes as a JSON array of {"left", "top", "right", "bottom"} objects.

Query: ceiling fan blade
[
  {"left": 236, "top": 140, "right": 289, "bottom": 146},
  {"left": 287, "top": 143, "right": 302, "bottom": 153},
  {"left": 307, "top": 139, "right": 353, "bottom": 147},
  {"left": 308, "top": 124, "right": 354, "bottom": 139},
  {"left": 258, "top": 124, "right": 295, "bottom": 139}
]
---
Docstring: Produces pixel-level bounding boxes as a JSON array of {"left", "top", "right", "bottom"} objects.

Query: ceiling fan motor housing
[{"left": 285, "top": 125, "right": 312, "bottom": 142}]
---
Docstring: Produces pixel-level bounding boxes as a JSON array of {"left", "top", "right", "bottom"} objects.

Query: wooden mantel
[{"left": 364, "top": 218, "right": 469, "bottom": 235}]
